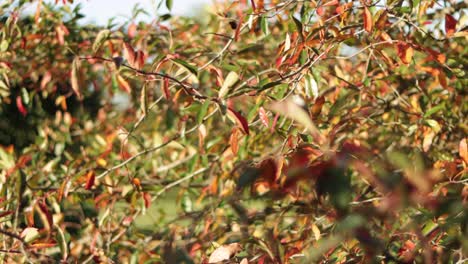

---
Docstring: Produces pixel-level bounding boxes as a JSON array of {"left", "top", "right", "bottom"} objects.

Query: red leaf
[
  {"left": 363, "top": 7, "right": 373, "bottom": 33},
  {"left": 227, "top": 107, "right": 249, "bottom": 135},
  {"left": 270, "top": 112, "right": 280, "bottom": 132},
  {"left": 85, "top": 170, "right": 95, "bottom": 190},
  {"left": 163, "top": 77, "right": 170, "bottom": 99},
  {"left": 317, "top": 6, "right": 324, "bottom": 16},
  {"left": 445, "top": 14, "right": 457, "bottom": 37},
  {"left": 143, "top": 192, "right": 151, "bottom": 208},
  {"left": 37, "top": 199, "right": 53, "bottom": 229},
  {"left": 259, "top": 107, "right": 269, "bottom": 128},
  {"left": 16, "top": 96, "right": 27, "bottom": 116}
]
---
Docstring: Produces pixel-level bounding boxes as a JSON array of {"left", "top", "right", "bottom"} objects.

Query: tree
[{"left": 0, "top": 0, "right": 466, "bottom": 263}]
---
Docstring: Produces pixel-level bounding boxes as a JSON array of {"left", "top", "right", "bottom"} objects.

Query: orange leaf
[
  {"left": 445, "top": 14, "right": 457, "bottom": 37},
  {"left": 363, "top": 7, "right": 373, "bottom": 33},
  {"left": 230, "top": 128, "right": 240, "bottom": 155},
  {"left": 29, "top": 242, "right": 57, "bottom": 249},
  {"left": 116, "top": 74, "right": 132, "bottom": 93},
  {"left": 460, "top": 138, "right": 468, "bottom": 164},
  {"left": 396, "top": 42, "right": 413, "bottom": 64}
]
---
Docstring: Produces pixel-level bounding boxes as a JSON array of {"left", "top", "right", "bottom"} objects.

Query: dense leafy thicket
[{"left": 0, "top": 0, "right": 467, "bottom": 263}]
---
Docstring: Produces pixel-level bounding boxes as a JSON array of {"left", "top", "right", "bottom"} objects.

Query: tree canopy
[{"left": 0, "top": 0, "right": 467, "bottom": 263}]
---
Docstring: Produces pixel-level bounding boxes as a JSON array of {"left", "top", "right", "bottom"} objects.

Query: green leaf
[
  {"left": 260, "top": 16, "right": 269, "bottom": 35},
  {"left": 197, "top": 101, "right": 210, "bottom": 124},
  {"left": 0, "top": 39, "right": 8, "bottom": 52},
  {"left": 92, "top": 29, "right": 110, "bottom": 54},
  {"left": 172, "top": 58, "right": 198, "bottom": 75},
  {"left": 166, "top": 0, "right": 173, "bottom": 11}
]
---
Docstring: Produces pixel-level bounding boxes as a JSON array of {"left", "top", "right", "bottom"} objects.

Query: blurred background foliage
[{"left": 0, "top": 0, "right": 467, "bottom": 263}]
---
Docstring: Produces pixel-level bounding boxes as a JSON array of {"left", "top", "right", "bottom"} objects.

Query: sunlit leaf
[
  {"left": 208, "top": 243, "right": 242, "bottom": 263},
  {"left": 92, "top": 29, "right": 110, "bottom": 54},
  {"left": 71, "top": 57, "right": 82, "bottom": 99},
  {"left": 218, "top": 71, "right": 238, "bottom": 99},
  {"left": 460, "top": 138, "right": 468, "bottom": 164}
]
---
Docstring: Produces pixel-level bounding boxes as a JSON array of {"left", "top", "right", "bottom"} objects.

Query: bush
[{"left": 0, "top": 0, "right": 466, "bottom": 263}]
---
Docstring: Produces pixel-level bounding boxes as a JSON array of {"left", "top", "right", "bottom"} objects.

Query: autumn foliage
[{"left": 0, "top": 0, "right": 467, "bottom": 263}]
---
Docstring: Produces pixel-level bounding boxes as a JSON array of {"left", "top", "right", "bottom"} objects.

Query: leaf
[
  {"left": 16, "top": 96, "right": 27, "bottom": 116},
  {"left": 396, "top": 42, "right": 413, "bottom": 64},
  {"left": 259, "top": 107, "right": 269, "bottom": 128},
  {"left": 375, "top": 10, "right": 388, "bottom": 30},
  {"left": 135, "top": 50, "right": 146, "bottom": 70},
  {"left": 172, "top": 58, "right": 198, "bottom": 75},
  {"left": 445, "top": 14, "right": 457, "bottom": 37},
  {"left": 260, "top": 16, "right": 269, "bottom": 35},
  {"left": 460, "top": 138, "right": 468, "bottom": 164},
  {"left": 197, "top": 100, "right": 210, "bottom": 124},
  {"left": 269, "top": 99, "right": 324, "bottom": 144},
  {"left": 423, "top": 131, "right": 435, "bottom": 152},
  {"left": 123, "top": 42, "right": 136, "bottom": 66},
  {"left": 84, "top": 170, "right": 95, "bottom": 190},
  {"left": 311, "top": 96, "right": 325, "bottom": 118},
  {"left": 304, "top": 74, "right": 318, "bottom": 99},
  {"left": 227, "top": 107, "right": 249, "bottom": 135},
  {"left": 140, "top": 83, "right": 147, "bottom": 115},
  {"left": 55, "top": 224, "right": 68, "bottom": 260},
  {"left": 71, "top": 57, "right": 82, "bottom": 99},
  {"left": 128, "top": 22, "right": 137, "bottom": 38},
  {"left": 166, "top": 0, "right": 173, "bottom": 11},
  {"left": 218, "top": 71, "right": 238, "bottom": 99},
  {"left": 208, "top": 243, "right": 242, "bottom": 263},
  {"left": 312, "top": 224, "right": 321, "bottom": 241},
  {"left": 21, "top": 227, "right": 39, "bottom": 243},
  {"left": 163, "top": 77, "right": 170, "bottom": 99},
  {"left": 117, "top": 74, "right": 132, "bottom": 93},
  {"left": 143, "top": 192, "right": 151, "bottom": 208},
  {"left": 92, "top": 29, "right": 110, "bottom": 54},
  {"left": 230, "top": 128, "right": 240, "bottom": 155},
  {"left": 363, "top": 7, "right": 373, "bottom": 33}
]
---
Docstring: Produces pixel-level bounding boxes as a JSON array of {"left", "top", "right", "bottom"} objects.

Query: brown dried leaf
[{"left": 363, "top": 7, "right": 373, "bottom": 33}]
